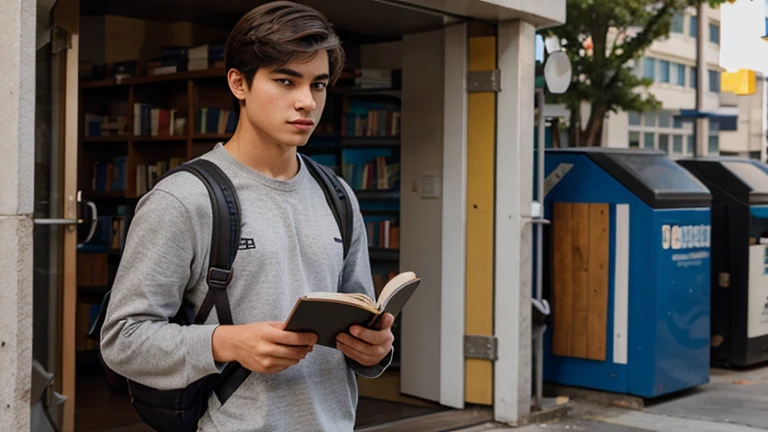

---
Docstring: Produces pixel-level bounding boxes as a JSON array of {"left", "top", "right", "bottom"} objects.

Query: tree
[{"left": 541, "top": 0, "right": 729, "bottom": 147}]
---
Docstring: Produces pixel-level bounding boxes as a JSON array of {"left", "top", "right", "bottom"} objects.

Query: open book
[{"left": 283, "top": 271, "right": 421, "bottom": 348}]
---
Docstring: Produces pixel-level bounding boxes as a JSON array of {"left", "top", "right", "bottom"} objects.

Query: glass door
[{"left": 32, "top": 1, "right": 86, "bottom": 431}]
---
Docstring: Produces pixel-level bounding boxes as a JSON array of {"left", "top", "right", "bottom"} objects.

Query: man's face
[{"left": 240, "top": 50, "right": 329, "bottom": 148}]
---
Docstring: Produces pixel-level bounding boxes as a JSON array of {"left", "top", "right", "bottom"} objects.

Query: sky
[{"left": 719, "top": 0, "right": 768, "bottom": 73}]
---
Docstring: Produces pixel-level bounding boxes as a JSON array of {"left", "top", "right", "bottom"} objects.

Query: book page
[
  {"left": 376, "top": 271, "right": 417, "bottom": 309},
  {"left": 303, "top": 292, "right": 376, "bottom": 311}
]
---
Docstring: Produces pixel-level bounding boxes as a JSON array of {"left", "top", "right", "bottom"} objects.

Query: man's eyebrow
[
  {"left": 272, "top": 67, "right": 303, "bottom": 78},
  {"left": 272, "top": 68, "right": 329, "bottom": 81}
]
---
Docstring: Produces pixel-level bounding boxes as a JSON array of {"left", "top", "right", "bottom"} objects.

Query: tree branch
[{"left": 604, "top": 3, "right": 671, "bottom": 90}]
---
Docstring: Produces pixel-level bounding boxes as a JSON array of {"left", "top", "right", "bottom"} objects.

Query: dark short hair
[{"left": 225, "top": 1, "right": 345, "bottom": 113}]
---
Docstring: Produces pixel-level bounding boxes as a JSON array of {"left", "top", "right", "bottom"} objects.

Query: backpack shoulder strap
[
  {"left": 300, "top": 154, "right": 354, "bottom": 259},
  {"left": 158, "top": 159, "right": 241, "bottom": 326},
  {"left": 87, "top": 159, "right": 241, "bottom": 338},
  {"left": 159, "top": 159, "right": 249, "bottom": 405}
]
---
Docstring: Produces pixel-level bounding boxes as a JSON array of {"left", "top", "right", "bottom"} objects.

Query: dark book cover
[{"left": 283, "top": 273, "right": 420, "bottom": 348}]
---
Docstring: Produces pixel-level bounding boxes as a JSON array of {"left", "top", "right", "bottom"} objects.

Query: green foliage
[{"left": 541, "top": 0, "right": 730, "bottom": 146}]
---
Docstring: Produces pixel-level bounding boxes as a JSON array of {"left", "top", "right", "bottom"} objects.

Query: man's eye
[
  {"left": 276, "top": 79, "right": 292, "bottom": 86},
  {"left": 313, "top": 82, "right": 328, "bottom": 90}
]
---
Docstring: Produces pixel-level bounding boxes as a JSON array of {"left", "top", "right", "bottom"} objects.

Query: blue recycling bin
[
  {"left": 542, "top": 148, "right": 712, "bottom": 398},
  {"left": 677, "top": 157, "right": 768, "bottom": 367}
]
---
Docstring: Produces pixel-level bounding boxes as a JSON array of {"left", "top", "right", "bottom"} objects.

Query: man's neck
[{"left": 223, "top": 117, "right": 299, "bottom": 181}]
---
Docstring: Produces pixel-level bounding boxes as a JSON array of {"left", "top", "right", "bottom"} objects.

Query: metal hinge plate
[
  {"left": 467, "top": 70, "right": 500, "bottom": 92},
  {"left": 464, "top": 335, "right": 498, "bottom": 361}
]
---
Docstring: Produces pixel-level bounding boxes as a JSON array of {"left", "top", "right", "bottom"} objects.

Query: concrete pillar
[
  {"left": 0, "top": 0, "right": 36, "bottom": 430},
  {"left": 495, "top": 19, "right": 535, "bottom": 425}
]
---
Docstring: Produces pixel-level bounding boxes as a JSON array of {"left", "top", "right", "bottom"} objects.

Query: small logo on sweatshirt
[{"left": 239, "top": 238, "right": 256, "bottom": 250}]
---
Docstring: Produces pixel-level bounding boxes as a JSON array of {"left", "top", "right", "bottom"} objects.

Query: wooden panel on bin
[
  {"left": 552, "top": 202, "right": 610, "bottom": 362},
  {"left": 587, "top": 204, "right": 610, "bottom": 361},
  {"left": 570, "top": 204, "right": 590, "bottom": 358}
]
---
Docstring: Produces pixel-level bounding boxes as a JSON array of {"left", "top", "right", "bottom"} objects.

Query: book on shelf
[
  {"left": 92, "top": 157, "right": 127, "bottom": 193},
  {"left": 84, "top": 114, "right": 128, "bottom": 137},
  {"left": 366, "top": 219, "right": 399, "bottom": 249},
  {"left": 283, "top": 271, "right": 420, "bottom": 347},
  {"left": 133, "top": 103, "right": 186, "bottom": 137},
  {"left": 78, "top": 214, "right": 129, "bottom": 254},
  {"left": 342, "top": 156, "right": 400, "bottom": 191},
  {"left": 196, "top": 107, "right": 237, "bottom": 135},
  {"left": 355, "top": 69, "right": 398, "bottom": 89},
  {"left": 135, "top": 157, "right": 185, "bottom": 195},
  {"left": 342, "top": 108, "right": 400, "bottom": 137}
]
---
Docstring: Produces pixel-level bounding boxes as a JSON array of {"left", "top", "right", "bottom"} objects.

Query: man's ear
[{"left": 228, "top": 69, "right": 248, "bottom": 102}]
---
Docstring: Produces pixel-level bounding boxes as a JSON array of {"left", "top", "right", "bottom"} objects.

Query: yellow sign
[{"left": 721, "top": 69, "right": 756, "bottom": 95}]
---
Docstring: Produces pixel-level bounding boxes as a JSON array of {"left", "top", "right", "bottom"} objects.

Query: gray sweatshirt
[{"left": 100, "top": 143, "right": 391, "bottom": 431}]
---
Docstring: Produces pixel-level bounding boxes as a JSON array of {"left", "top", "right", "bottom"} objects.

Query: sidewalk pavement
[{"left": 460, "top": 364, "right": 768, "bottom": 432}]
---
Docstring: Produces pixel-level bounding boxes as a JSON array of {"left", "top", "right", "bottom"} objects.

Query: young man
[{"left": 100, "top": 2, "right": 395, "bottom": 430}]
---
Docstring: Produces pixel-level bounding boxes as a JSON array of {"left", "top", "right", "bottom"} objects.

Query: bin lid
[
  {"left": 678, "top": 157, "right": 768, "bottom": 205},
  {"left": 547, "top": 148, "right": 711, "bottom": 209}
]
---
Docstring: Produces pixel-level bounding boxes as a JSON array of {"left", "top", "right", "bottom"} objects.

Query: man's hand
[
  {"left": 212, "top": 322, "right": 317, "bottom": 374},
  {"left": 336, "top": 313, "right": 395, "bottom": 367}
]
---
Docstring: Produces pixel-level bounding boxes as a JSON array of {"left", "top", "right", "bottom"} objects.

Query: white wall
[
  {"left": 646, "top": 85, "right": 697, "bottom": 110},
  {"left": 648, "top": 34, "right": 696, "bottom": 63},
  {"left": 399, "top": 28, "right": 445, "bottom": 402},
  {"left": 720, "top": 79, "right": 765, "bottom": 154},
  {"left": 604, "top": 111, "right": 630, "bottom": 148},
  {"left": 0, "top": 0, "right": 35, "bottom": 430}
]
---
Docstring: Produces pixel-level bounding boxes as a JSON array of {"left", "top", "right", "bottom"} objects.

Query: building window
[
  {"left": 659, "top": 134, "right": 670, "bottom": 153},
  {"left": 672, "top": 13, "right": 684, "bottom": 34},
  {"left": 644, "top": 132, "right": 655, "bottom": 149},
  {"left": 629, "top": 110, "right": 691, "bottom": 155},
  {"left": 708, "top": 135, "right": 719, "bottom": 154},
  {"left": 644, "top": 112, "right": 657, "bottom": 127},
  {"left": 709, "top": 121, "right": 719, "bottom": 154},
  {"left": 690, "top": 16, "right": 698, "bottom": 38},
  {"left": 709, "top": 23, "right": 720, "bottom": 44},
  {"left": 673, "top": 135, "right": 684, "bottom": 154},
  {"left": 644, "top": 57, "right": 656, "bottom": 80},
  {"left": 709, "top": 69, "right": 720, "bottom": 93},
  {"left": 690, "top": 66, "right": 697, "bottom": 89},
  {"left": 687, "top": 135, "right": 695, "bottom": 154},
  {"left": 658, "top": 111, "right": 672, "bottom": 128},
  {"left": 673, "top": 63, "right": 686, "bottom": 86},
  {"left": 659, "top": 60, "right": 670, "bottom": 83}
]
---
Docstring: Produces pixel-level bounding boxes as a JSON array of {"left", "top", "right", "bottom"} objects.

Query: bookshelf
[{"left": 77, "top": 65, "right": 402, "bottom": 360}]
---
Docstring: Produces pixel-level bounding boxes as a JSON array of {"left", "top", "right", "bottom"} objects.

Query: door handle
[
  {"left": 34, "top": 192, "right": 99, "bottom": 245},
  {"left": 34, "top": 219, "right": 79, "bottom": 225}
]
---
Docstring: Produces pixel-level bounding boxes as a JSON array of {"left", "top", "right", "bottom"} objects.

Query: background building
[{"left": 547, "top": 4, "right": 766, "bottom": 160}]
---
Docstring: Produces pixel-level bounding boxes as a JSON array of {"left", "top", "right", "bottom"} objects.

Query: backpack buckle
[{"left": 208, "top": 267, "right": 233, "bottom": 289}]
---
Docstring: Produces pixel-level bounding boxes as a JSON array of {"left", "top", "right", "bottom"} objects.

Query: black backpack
[{"left": 89, "top": 154, "right": 353, "bottom": 432}]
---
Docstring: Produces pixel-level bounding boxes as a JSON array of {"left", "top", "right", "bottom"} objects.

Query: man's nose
[{"left": 295, "top": 87, "right": 317, "bottom": 111}]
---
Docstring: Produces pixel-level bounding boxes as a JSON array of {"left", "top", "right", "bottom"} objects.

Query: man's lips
[{"left": 289, "top": 120, "right": 314, "bottom": 131}]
